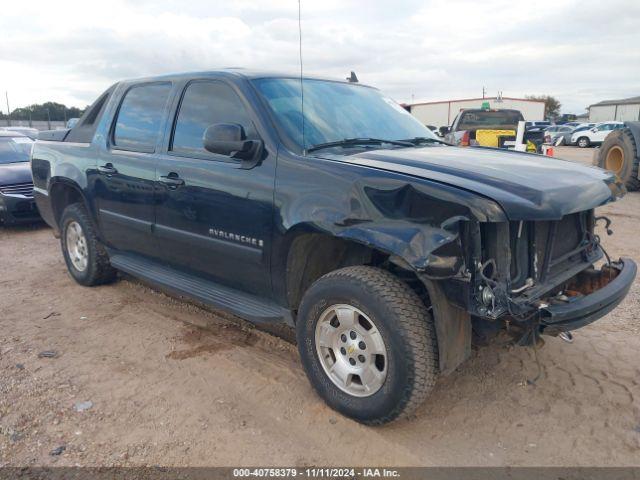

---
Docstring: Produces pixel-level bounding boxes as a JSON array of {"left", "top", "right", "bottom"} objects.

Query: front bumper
[
  {"left": 0, "top": 193, "right": 41, "bottom": 225},
  {"left": 539, "top": 257, "right": 637, "bottom": 335}
]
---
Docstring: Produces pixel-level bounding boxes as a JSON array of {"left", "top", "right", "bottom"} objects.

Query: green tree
[
  {"left": 1, "top": 102, "right": 85, "bottom": 121},
  {"left": 525, "top": 95, "right": 561, "bottom": 120}
]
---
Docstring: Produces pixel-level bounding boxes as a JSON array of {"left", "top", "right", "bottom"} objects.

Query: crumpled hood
[
  {"left": 0, "top": 161, "right": 32, "bottom": 186},
  {"left": 326, "top": 146, "right": 624, "bottom": 220}
]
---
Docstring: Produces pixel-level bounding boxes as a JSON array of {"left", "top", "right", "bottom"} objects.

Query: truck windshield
[
  {"left": 252, "top": 78, "right": 436, "bottom": 152},
  {"left": 0, "top": 136, "right": 34, "bottom": 164},
  {"left": 457, "top": 110, "right": 524, "bottom": 130}
]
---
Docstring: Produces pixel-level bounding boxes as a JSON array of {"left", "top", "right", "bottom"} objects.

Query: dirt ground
[{"left": 1, "top": 147, "right": 639, "bottom": 467}]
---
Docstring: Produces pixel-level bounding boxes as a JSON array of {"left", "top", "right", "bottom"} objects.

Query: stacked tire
[{"left": 597, "top": 123, "right": 640, "bottom": 191}]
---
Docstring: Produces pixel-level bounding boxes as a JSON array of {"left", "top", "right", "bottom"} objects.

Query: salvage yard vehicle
[
  {"left": 597, "top": 121, "right": 640, "bottom": 191},
  {"left": 544, "top": 125, "right": 574, "bottom": 145},
  {"left": 442, "top": 108, "right": 524, "bottom": 147},
  {"left": 0, "top": 131, "right": 40, "bottom": 225},
  {"left": 571, "top": 121, "right": 625, "bottom": 148},
  {"left": 31, "top": 71, "right": 636, "bottom": 425}
]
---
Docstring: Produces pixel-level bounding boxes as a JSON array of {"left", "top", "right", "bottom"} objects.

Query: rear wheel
[
  {"left": 597, "top": 128, "right": 640, "bottom": 191},
  {"left": 60, "top": 203, "right": 117, "bottom": 286},
  {"left": 577, "top": 136, "right": 590, "bottom": 148},
  {"left": 296, "top": 266, "right": 438, "bottom": 425}
]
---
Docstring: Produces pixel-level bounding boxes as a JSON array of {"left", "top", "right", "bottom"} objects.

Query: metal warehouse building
[
  {"left": 405, "top": 96, "right": 546, "bottom": 128},
  {"left": 588, "top": 96, "right": 640, "bottom": 122}
]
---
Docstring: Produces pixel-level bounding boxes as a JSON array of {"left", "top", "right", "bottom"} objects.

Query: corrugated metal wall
[{"left": 589, "top": 104, "right": 640, "bottom": 122}]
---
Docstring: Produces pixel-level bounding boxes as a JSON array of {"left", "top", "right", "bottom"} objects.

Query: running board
[{"left": 109, "top": 252, "right": 291, "bottom": 325}]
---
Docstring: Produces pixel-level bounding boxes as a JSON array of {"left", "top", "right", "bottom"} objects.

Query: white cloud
[{"left": 0, "top": 0, "right": 638, "bottom": 113}]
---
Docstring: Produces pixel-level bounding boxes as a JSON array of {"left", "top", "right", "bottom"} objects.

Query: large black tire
[
  {"left": 60, "top": 203, "right": 117, "bottom": 286},
  {"left": 296, "top": 266, "right": 438, "bottom": 425},
  {"left": 597, "top": 128, "right": 640, "bottom": 191}
]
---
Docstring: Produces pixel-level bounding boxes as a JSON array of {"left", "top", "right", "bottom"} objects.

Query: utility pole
[
  {"left": 5, "top": 91, "right": 11, "bottom": 126},
  {"left": 46, "top": 108, "right": 51, "bottom": 130},
  {"left": 482, "top": 86, "right": 486, "bottom": 99}
]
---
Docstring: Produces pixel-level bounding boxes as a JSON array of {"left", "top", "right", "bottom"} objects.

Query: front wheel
[
  {"left": 577, "top": 136, "right": 590, "bottom": 148},
  {"left": 296, "top": 266, "right": 438, "bottom": 425}
]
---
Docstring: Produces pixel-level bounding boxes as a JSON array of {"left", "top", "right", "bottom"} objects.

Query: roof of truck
[{"left": 117, "top": 69, "right": 373, "bottom": 87}]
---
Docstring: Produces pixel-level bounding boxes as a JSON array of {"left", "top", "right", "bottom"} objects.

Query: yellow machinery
[{"left": 475, "top": 129, "right": 516, "bottom": 148}]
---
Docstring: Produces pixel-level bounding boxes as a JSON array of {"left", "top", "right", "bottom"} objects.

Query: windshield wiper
[
  {"left": 402, "top": 137, "right": 450, "bottom": 146},
  {"left": 307, "top": 137, "right": 414, "bottom": 153}
]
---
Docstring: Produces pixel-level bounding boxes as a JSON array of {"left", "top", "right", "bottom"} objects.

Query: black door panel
[
  {"left": 154, "top": 79, "right": 275, "bottom": 297},
  {"left": 154, "top": 157, "right": 274, "bottom": 297},
  {"left": 93, "top": 82, "right": 172, "bottom": 257}
]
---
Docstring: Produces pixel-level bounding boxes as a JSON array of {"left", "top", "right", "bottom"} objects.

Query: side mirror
[
  {"left": 439, "top": 126, "right": 451, "bottom": 136},
  {"left": 203, "top": 123, "right": 262, "bottom": 161}
]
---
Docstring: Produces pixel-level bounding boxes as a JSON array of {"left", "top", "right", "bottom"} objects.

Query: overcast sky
[{"left": 1, "top": 0, "right": 638, "bottom": 114}]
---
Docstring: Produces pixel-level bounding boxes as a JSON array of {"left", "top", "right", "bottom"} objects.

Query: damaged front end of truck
[
  {"left": 307, "top": 150, "right": 637, "bottom": 375},
  {"left": 408, "top": 207, "right": 637, "bottom": 375},
  {"left": 449, "top": 211, "right": 635, "bottom": 338}
]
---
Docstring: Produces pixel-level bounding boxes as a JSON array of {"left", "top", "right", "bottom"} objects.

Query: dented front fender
[{"left": 275, "top": 154, "right": 505, "bottom": 276}]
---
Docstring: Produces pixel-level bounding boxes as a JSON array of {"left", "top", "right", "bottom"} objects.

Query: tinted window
[
  {"left": 171, "top": 81, "right": 256, "bottom": 158},
  {"left": 457, "top": 110, "right": 524, "bottom": 130},
  {"left": 114, "top": 83, "right": 171, "bottom": 151},
  {"left": 253, "top": 78, "right": 434, "bottom": 151}
]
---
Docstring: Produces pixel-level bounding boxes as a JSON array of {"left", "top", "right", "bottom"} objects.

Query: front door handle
[
  {"left": 159, "top": 173, "right": 185, "bottom": 188},
  {"left": 98, "top": 163, "right": 118, "bottom": 175}
]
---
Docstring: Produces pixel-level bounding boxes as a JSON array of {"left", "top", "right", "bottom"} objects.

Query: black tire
[
  {"left": 576, "top": 136, "right": 590, "bottom": 148},
  {"left": 597, "top": 128, "right": 640, "bottom": 191},
  {"left": 60, "top": 203, "right": 117, "bottom": 286},
  {"left": 296, "top": 266, "right": 438, "bottom": 425}
]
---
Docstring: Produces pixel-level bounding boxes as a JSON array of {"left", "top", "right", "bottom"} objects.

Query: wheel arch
[
  {"left": 48, "top": 179, "right": 97, "bottom": 234},
  {"left": 274, "top": 226, "right": 385, "bottom": 314},
  {"left": 275, "top": 225, "right": 472, "bottom": 375}
]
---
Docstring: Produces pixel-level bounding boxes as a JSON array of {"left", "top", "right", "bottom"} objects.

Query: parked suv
[
  {"left": 571, "top": 122, "right": 625, "bottom": 147},
  {"left": 31, "top": 71, "right": 636, "bottom": 424}
]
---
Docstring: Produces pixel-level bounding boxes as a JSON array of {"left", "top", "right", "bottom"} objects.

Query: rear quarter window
[{"left": 113, "top": 83, "right": 172, "bottom": 152}]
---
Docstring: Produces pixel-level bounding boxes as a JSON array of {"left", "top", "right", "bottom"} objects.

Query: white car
[{"left": 571, "top": 121, "right": 625, "bottom": 148}]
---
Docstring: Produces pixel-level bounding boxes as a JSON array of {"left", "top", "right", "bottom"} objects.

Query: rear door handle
[
  {"left": 98, "top": 163, "right": 118, "bottom": 175},
  {"left": 159, "top": 173, "right": 185, "bottom": 188}
]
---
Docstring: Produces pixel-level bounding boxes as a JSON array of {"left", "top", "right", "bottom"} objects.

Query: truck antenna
[{"left": 298, "top": 0, "right": 306, "bottom": 155}]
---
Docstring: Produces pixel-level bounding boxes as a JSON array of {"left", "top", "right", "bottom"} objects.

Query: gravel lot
[{"left": 1, "top": 147, "right": 638, "bottom": 466}]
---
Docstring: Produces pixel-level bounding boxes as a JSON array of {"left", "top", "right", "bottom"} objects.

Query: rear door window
[
  {"left": 170, "top": 81, "right": 256, "bottom": 159},
  {"left": 113, "top": 83, "right": 172, "bottom": 152},
  {"left": 457, "top": 111, "right": 523, "bottom": 130}
]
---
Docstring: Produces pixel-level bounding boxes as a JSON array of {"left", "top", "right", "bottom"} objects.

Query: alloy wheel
[
  {"left": 65, "top": 220, "right": 89, "bottom": 272},
  {"left": 315, "top": 304, "right": 388, "bottom": 397}
]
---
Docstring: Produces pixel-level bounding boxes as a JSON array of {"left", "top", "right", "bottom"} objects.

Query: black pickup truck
[{"left": 31, "top": 70, "right": 636, "bottom": 425}]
